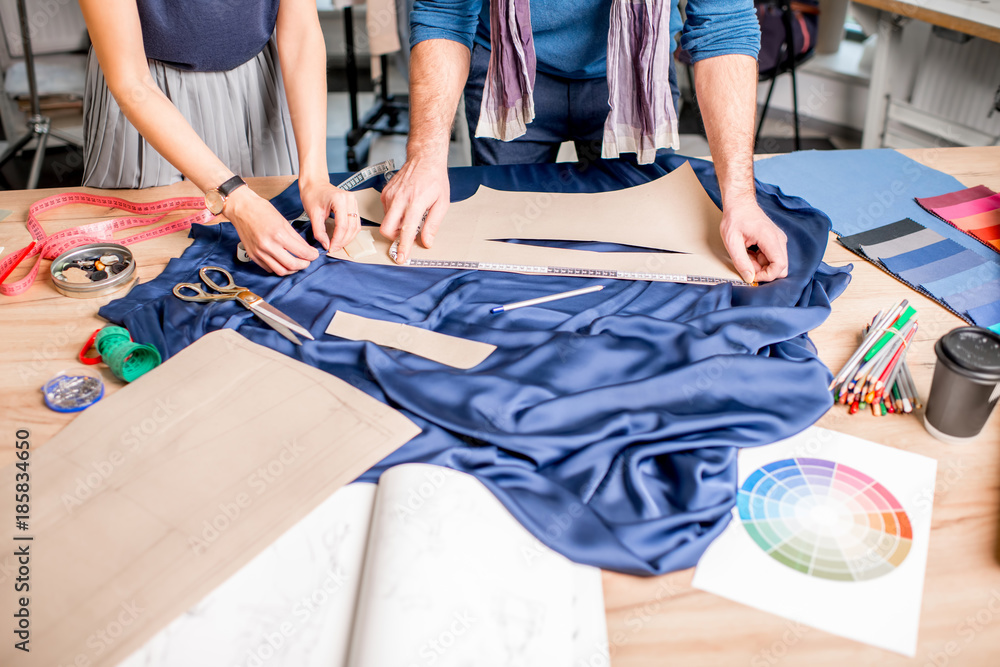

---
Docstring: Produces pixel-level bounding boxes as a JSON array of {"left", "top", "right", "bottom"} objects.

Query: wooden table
[
  {"left": 1, "top": 147, "right": 999, "bottom": 666},
  {"left": 853, "top": 0, "right": 1000, "bottom": 149}
]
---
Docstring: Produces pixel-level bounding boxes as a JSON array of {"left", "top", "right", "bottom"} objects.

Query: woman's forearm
[
  {"left": 276, "top": 0, "right": 330, "bottom": 188},
  {"left": 79, "top": 0, "right": 236, "bottom": 191}
]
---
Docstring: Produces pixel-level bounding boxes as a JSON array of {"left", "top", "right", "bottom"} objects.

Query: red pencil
[{"left": 0, "top": 241, "right": 36, "bottom": 283}]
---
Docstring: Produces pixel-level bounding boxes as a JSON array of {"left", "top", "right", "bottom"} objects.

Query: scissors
[{"left": 172, "top": 266, "right": 315, "bottom": 345}]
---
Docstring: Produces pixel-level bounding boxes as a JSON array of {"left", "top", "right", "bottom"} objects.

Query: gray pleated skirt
[{"left": 83, "top": 36, "right": 298, "bottom": 189}]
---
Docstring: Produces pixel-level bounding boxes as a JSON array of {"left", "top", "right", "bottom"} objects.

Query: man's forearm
[
  {"left": 693, "top": 54, "right": 759, "bottom": 207},
  {"left": 407, "top": 39, "right": 472, "bottom": 163}
]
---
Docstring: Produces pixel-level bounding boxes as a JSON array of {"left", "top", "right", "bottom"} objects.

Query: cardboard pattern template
[
  {"left": 0, "top": 330, "right": 421, "bottom": 667},
  {"left": 330, "top": 162, "right": 745, "bottom": 285}
]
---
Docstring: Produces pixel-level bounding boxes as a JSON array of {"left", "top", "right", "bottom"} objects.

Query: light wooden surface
[
  {"left": 1, "top": 148, "right": 999, "bottom": 665},
  {"left": 852, "top": 0, "right": 1000, "bottom": 44}
]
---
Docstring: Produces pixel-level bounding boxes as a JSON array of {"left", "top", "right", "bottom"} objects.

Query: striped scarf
[{"left": 475, "top": 0, "right": 679, "bottom": 164}]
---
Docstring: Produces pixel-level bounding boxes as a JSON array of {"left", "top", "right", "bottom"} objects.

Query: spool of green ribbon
[{"left": 94, "top": 326, "right": 161, "bottom": 383}]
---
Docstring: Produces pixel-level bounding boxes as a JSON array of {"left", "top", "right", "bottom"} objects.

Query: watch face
[{"left": 205, "top": 190, "right": 225, "bottom": 215}]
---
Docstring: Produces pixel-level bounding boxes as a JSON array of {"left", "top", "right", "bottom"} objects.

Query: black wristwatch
[{"left": 204, "top": 175, "right": 247, "bottom": 215}]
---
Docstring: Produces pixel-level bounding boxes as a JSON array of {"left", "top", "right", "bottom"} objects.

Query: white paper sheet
[
  {"left": 348, "top": 464, "right": 608, "bottom": 667},
  {"left": 692, "top": 427, "right": 937, "bottom": 657},
  {"left": 116, "top": 465, "right": 607, "bottom": 667}
]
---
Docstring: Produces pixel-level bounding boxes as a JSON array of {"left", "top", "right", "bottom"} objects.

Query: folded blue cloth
[{"left": 100, "top": 154, "right": 850, "bottom": 575}]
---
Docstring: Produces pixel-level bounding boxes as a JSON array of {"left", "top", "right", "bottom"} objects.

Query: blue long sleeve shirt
[{"left": 410, "top": 0, "right": 761, "bottom": 80}]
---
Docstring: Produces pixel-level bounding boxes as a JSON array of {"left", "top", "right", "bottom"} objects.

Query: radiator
[{"left": 886, "top": 30, "right": 1000, "bottom": 147}]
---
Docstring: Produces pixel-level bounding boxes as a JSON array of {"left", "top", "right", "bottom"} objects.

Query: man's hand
[
  {"left": 379, "top": 155, "right": 450, "bottom": 264},
  {"left": 301, "top": 180, "right": 360, "bottom": 253},
  {"left": 224, "top": 186, "right": 319, "bottom": 276},
  {"left": 720, "top": 199, "right": 789, "bottom": 284}
]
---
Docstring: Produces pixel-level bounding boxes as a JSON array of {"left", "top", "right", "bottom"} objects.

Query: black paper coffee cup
[{"left": 924, "top": 327, "right": 1000, "bottom": 443}]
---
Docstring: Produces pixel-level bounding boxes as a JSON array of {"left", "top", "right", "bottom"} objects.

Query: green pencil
[{"left": 863, "top": 305, "right": 916, "bottom": 362}]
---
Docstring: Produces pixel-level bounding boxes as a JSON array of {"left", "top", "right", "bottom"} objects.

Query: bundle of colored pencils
[{"left": 829, "top": 301, "right": 923, "bottom": 416}]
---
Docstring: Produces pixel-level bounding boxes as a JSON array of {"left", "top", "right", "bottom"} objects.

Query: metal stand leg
[
  {"left": 755, "top": 76, "right": 779, "bottom": 146},
  {"left": 0, "top": 0, "right": 84, "bottom": 188},
  {"left": 340, "top": 6, "right": 409, "bottom": 172}
]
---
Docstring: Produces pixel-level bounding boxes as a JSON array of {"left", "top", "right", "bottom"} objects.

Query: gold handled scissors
[{"left": 172, "top": 266, "right": 315, "bottom": 345}]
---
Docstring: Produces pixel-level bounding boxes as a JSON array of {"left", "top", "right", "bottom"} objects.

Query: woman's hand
[
  {"left": 300, "top": 180, "right": 360, "bottom": 253},
  {"left": 223, "top": 186, "right": 319, "bottom": 276}
]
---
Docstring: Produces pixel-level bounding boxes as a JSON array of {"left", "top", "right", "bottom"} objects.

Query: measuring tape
[
  {"left": 290, "top": 160, "right": 397, "bottom": 225},
  {"left": 337, "top": 159, "right": 396, "bottom": 191},
  {"left": 0, "top": 192, "right": 214, "bottom": 296},
  {"left": 400, "top": 260, "right": 736, "bottom": 285}
]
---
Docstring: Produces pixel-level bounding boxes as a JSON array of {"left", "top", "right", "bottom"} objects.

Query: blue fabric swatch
[
  {"left": 898, "top": 250, "right": 987, "bottom": 287},
  {"left": 879, "top": 239, "right": 964, "bottom": 274},
  {"left": 920, "top": 260, "right": 1000, "bottom": 298},
  {"left": 754, "top": 149, "right": 999, "bottom": 264},
  {"left": 99, "top": 154, "right": 851, "bottom": 576},
  {"left": 968, "top": 300, "right": 1000, "bottom": 328},
  {"left": 943, "top": 279, "right": 1000, "bottom": 314}
]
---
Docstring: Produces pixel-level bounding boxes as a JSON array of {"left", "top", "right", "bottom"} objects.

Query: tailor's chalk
[{"left": 490, "top": 285, "right": 604, "bottom": 314}]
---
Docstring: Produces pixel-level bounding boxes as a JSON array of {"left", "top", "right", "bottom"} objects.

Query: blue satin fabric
[{"left": 100, "top": 155, "right": 851, "bottom": 575}]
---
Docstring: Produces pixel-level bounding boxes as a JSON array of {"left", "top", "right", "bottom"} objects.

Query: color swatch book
[
  {"left": 692, "top": 427, "right": 937, "bottom": 657},
  {"left": 752, "top": 149, "right": 1000, "bottom": 332},
  {"left": 117, "top": 464, "right": 609, "bottom": 667},
  {"left": 839, "top": 219, "right": 1000, "bottom": 331},
  {"left": 918, "top": 185, "right": 1000, "bottom": 253}
]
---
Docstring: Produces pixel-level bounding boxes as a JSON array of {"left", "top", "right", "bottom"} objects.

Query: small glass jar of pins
[{"left": 51, "top": 243, "right": 137, "bottom": 298}]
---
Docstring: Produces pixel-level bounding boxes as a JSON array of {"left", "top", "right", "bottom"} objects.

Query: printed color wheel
[{"left": 737, "top": 458, "right": 912, "bottom": 581}]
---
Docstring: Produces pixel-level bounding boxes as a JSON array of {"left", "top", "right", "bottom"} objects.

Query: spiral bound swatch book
[
  {"left": 839, "top": 219, "right": 1000, "bottom": 332},
  {"left": 917, "top": 185, "right": 1000, "bottom": 253}
]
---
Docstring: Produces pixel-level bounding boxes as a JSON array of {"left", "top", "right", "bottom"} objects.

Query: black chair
[{"left": 755, "top": 0, "right": 820, "bottom": 151}]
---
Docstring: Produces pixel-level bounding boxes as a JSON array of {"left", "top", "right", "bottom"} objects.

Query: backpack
[{"left": 756, "top": 0, "right": 821, "bottom": 78}]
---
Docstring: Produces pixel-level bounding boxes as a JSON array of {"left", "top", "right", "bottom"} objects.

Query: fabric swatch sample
[
  {"left": 896, "top": 249, "right": 988, "bottom": 287},
  {"left": 837, "top": 216, "right": 998, "bottom": 324},
  {"left": 838, "top": 218, "right": 925, "bottom": 253},
  {"left": 958, "top": 218, "right": 1000, "bottom": 241},
  {"left": 880, "top": 239, "right": 965, "bottom": 274},
  {"left": 951, "top": 210, "right": 1000, "bottom": 252},
  {"left": 326, "top": 310, "right": 497, "bottom": 369},
  {"left": 753, "top": 149, "right": 966, "bottom": 237},
  {"left": 922, "top": 261, "right": 1000, "bottom": 298},
  {"left": 967, "top": 300, "right": 1000, "bottom": 329},
  {"left": 931, "top": 193, "right": 1000, "bottom": 221},
  {"left": 861, "top": 227, "right": 945, "bottom": 260},
  {"left": 916, "top": 185, "right": 1000, "bottom": 254},
  {"left": 916, "top": 185, "right": 995, "bottom": 210},
  {"left": 943, "top": 279, "right": 1000, "bottom": 314}
]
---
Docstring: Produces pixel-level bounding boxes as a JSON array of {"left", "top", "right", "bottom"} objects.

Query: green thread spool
[{"left": 94, "top": 326, "right": 161, "bottom": 383}]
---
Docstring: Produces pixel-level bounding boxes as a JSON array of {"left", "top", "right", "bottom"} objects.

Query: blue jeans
[{"left": 463, "top": 42, "right": 679, "bottom": 166}]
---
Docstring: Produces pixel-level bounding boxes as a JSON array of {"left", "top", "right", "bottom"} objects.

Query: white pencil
[{"left": 490, "top": 285, "right": 604, "bottom": 314}]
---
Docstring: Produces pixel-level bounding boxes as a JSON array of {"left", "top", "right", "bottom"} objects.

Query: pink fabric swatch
[
  {"left": 916, "top": 185, "right": 995, "bottom": 210},
  {"left": 932, "top": 193, "right": 1000, "bottom": 221}
]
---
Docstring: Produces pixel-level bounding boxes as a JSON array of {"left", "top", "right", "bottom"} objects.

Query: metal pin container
[{"left": 51, "top": 243, "right": 137, "bottom": 299}]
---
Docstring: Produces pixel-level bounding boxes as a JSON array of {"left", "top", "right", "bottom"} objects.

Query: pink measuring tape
[{"left": 0, "top": 192, "right": 215, "bottom": 296}]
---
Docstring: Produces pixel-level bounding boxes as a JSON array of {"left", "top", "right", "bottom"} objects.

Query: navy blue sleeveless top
[{"left": 136, "top": 0, "right": 281, "bottom": 72}]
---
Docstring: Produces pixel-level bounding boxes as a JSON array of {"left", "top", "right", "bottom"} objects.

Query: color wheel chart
[{"left": 737, "top": 458, "right": 912, "bottom": 582}]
